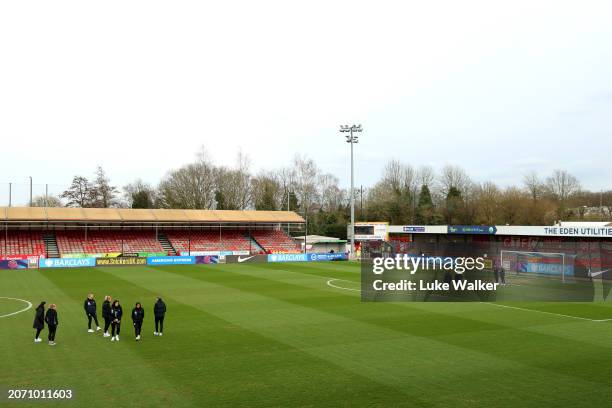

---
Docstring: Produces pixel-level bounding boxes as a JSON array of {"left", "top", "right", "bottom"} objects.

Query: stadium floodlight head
[{"left": 342, "top": 124, "right": 361, "bottom": 143}]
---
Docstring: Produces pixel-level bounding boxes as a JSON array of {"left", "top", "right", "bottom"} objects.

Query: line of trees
[
  {"left": 38, "top": 152, "right": 611, "bottom": 238},
  {"left": 364, "top": 162, "right": 611, "bottom": 226}
]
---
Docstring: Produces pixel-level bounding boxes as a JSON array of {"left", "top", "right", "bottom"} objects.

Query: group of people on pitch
[
  {"left": 83, "top": 293, "right": 167, "bottom": 341},
  {"left": 33, "top": 293, "right": 167, "bottom": 345},
  {"left": 32, "top": 302, "right": 58, "bottom": 345}
]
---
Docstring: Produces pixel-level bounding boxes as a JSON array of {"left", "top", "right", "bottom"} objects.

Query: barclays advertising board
[
  {"left": 40, "top": 258, "right": 96, "bottom": 268},
  {"left": 268, "top": 253, "right": 309, "bottom": 262},
  {"left": 268, "top": 253, "right": 348, "bottom": 263}
]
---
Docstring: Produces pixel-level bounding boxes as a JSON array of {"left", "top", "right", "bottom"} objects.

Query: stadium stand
[
  {"left": 0, "top": 207, "right": 306, "bottom": 257},
  {"left": 0, "top": 231, "right": 46, "bottom": 256},
  {"left": 251, "top": 230, "right": 301, "bottom": 253},
  {"left": 165, "top": 230, "right": 252, "bottom": 253},
  {"left": 55, "top": 231, "right": 163, "bottom": 255}
]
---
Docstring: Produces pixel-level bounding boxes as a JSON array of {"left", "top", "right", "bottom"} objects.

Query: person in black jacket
[
  {"left": 84, "top": 293, "right": 101, "bottom": 333},
  {"left": 153, "top": 297, "right": 166, "bottom": 336},
  {"left": 102, "top": 295, "right": 112, "bottom": 338},
  {"left": 32, "top": 301, "right": 45, "bottom": 343},
  {"left": 110, "top": 300, "right": 123, "bottom": 342},
  {"left": 45, "top": 304, "right": 59, "bottom": 346},
  {"left": 131, "top": 302, "right": 145, "bottom": 341}
]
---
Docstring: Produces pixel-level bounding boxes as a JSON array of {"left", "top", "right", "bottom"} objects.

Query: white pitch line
[
  {"left": 0, "top": 297, "right": 33, "bottom": 318},
  {"left": 480, "top": 302, "right": 611, "bottom": 322},
  {"left": 324, "top": 279, "right": 612, "bottom": 323},
  {"left": 326, "top": 279, "right": 360, "bottom": 292}
]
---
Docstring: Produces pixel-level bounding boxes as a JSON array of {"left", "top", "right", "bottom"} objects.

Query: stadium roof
[{"left": 0, "top": 207, "right": 305, "bottom": 224}]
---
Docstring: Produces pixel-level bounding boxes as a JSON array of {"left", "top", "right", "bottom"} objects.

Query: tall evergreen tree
[{"left": 415, "top": 184, "right": 434, "bottom": 224}]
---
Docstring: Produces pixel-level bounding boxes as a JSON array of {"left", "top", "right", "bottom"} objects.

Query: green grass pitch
[{"left": 2, "top": 262, "right": 612, "bottom": 407}]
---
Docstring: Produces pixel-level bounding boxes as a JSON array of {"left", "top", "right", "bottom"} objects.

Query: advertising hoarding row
[
  {"left": 4, "top": 252, "right": 344, "bottom": 269},
  {"left": 390, "top": 225, "right": 612, "bottom": 238}
]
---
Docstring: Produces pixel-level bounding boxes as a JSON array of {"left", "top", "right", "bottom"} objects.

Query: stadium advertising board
[
  {"left": 268, "top": 253, "right": 309, "bottom": 262},
  {"left": 267, "top": 253, "right": 348, "bottom": 262},
  {"left": 40, "top": 258, "right": 96, "bottom": 268},
  {"left": 353, "top": 222, "right": 389, "bottom": 241},
  {"left": 1, "top": 254, "right": 40, "bottom": 261},
  {"left": 96, "top": 257, "right": 147, "bottom": 266},
  {"left": 147, "top": 256, "right": 195, "bottom": 265},
  {"left": 0, "top": 259, "right": 29, "bottom": 269},
  {"left": 496, "top": 225, "right": 612, "bottom": 238},
  {"left": 308, "top": 253, "right": 348, "bottom": 261},
  {"left": 402, "top": 226, "right": 425, "bottom": 233},
  {"left": 138, "top": 252, "right": 166, "bottom": 257},
  {"left": 195, "top": 255, "right": 219, "bottom": 264},
  {"left": 388, "top": 225, "right": 447, "bottom": 234},
  {"left": 225, "top": 255, "right": 269, "bottom": 263},
  {"left": 182, "top": 250, "right": 249, "bottom": 256},
  {"left": 388, "top": 225, "right": 612, "bottom": 238},
  {"left": 448, "top": 225, "right": 497, "bottom": 235}
]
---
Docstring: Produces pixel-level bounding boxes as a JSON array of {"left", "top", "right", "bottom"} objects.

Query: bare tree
[
  {"left": 474, "top": 181, "right": 501, "bottom": 224},
  {"left": 91, "top": 166, "right": 118, "bottom": 208},
  {"left": 292, "top": 154, "right": 319, "bottom": 213},
  {"left": 251, "top": 171, "right": 281, "bottom": 211},
  {"left": 545, "top": 169, "right": 581, "bottom": 202},
  {"left": 417, "top": 165, "right": 435, "bottom": 188},
  {"left": 31, "top": 195, "right": 62, "bottom": 207},
  {"left": 317, "top": 173, "right": 346, "bottom": 211},
  {"left": 215, "top": 151, "right": 252, "bottom": 210},
  {"left": 158, "top": 161, "right": 217, "bottom": 209},
  {"left": 438, "top": 165, "right": 471, "bottom": 197},
  {"left": 523, "top": 171, "right": 542, "bottom": 201}
]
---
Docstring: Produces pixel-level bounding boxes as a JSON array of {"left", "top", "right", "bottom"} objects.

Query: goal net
[{"left": 500, "top": 250, "right": 575, "bottom": 283}]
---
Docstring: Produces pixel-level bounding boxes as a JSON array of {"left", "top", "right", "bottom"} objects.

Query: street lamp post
[{"left": 340, "top": 124, "right": 362, "bottom": 259}]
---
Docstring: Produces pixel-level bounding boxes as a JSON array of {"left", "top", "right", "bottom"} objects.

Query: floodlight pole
[
  {"left": 341, "top": 124, "right": 362, "bottom": 260},
  {"left": 29, "top": 176, "right": 33, "bottom": 207}
]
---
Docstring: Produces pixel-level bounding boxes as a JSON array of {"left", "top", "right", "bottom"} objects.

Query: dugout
[{"left": 293, "top": 235, "right": 347, "bottom": 253}]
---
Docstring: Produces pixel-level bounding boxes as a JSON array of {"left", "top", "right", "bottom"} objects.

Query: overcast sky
[{"left": 1, "top": 0, "right": 611, "bottom": 204}]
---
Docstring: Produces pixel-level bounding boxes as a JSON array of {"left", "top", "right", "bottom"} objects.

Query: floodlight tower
[{"left": 340, "top": 124, "right": 362, "bottom": 259}]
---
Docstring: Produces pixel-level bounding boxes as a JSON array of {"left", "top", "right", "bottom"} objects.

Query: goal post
[{"left": 500, "top": 250, "right": 571, "bottom": 283}]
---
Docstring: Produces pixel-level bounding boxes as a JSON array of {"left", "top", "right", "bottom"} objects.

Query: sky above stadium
[{"left": 1, "top": 0, "right": 611, "bottom": 203}]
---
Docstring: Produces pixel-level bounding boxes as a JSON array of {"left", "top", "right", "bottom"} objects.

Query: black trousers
[
  {"left": 48, "top": 325, "right": 57, "bottom": 341},
  {"left": 155, "top": 316, "right": 164, "bottom": 333},
  {"left": 87, "top": 313, "right": 99, "bottom": 329},
  {"left": 35, "top": 328, "right": 43, "bottom": 338},
  {"left": 111, "top": 322, "right": 121, "bottom": 336},
  {"left": 103, "top": 317, "right": 111, "bottom": 332},
  {"left": 134, "top": 321, "right": 142, "bottom": 336}
]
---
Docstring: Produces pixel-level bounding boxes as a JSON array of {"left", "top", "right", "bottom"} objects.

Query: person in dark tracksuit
[
  {"left": 32, "top": 302, "right": 45, "bottom": 343},
  {"left": 45, "top": 304, "right": 59, "bottom": 346},
  {"left": 84, "top": 293, "right": 101, "bottom": 333},
  {"left": 500, "top": 267, "right": 506, "bottom": 285},
  {"left": 131, "top": 302, "right": 145, "bottom": 341},
  {"left": 153, "top": 297, "right": 166, "bottom": 336},
  {"left": 102, "top": 295, "right": 112, "bottom": 338},
  {"left": 110, "top": 300, "right": 123, "bottom": 342}
]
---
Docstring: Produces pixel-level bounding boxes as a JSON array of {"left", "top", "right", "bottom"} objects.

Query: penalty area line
[
  {"left": 481, "top": 302, "right": 611, "bottom": 322},
  {"left": 0, "top": 297, "right": 33, "bottom": 318}
]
